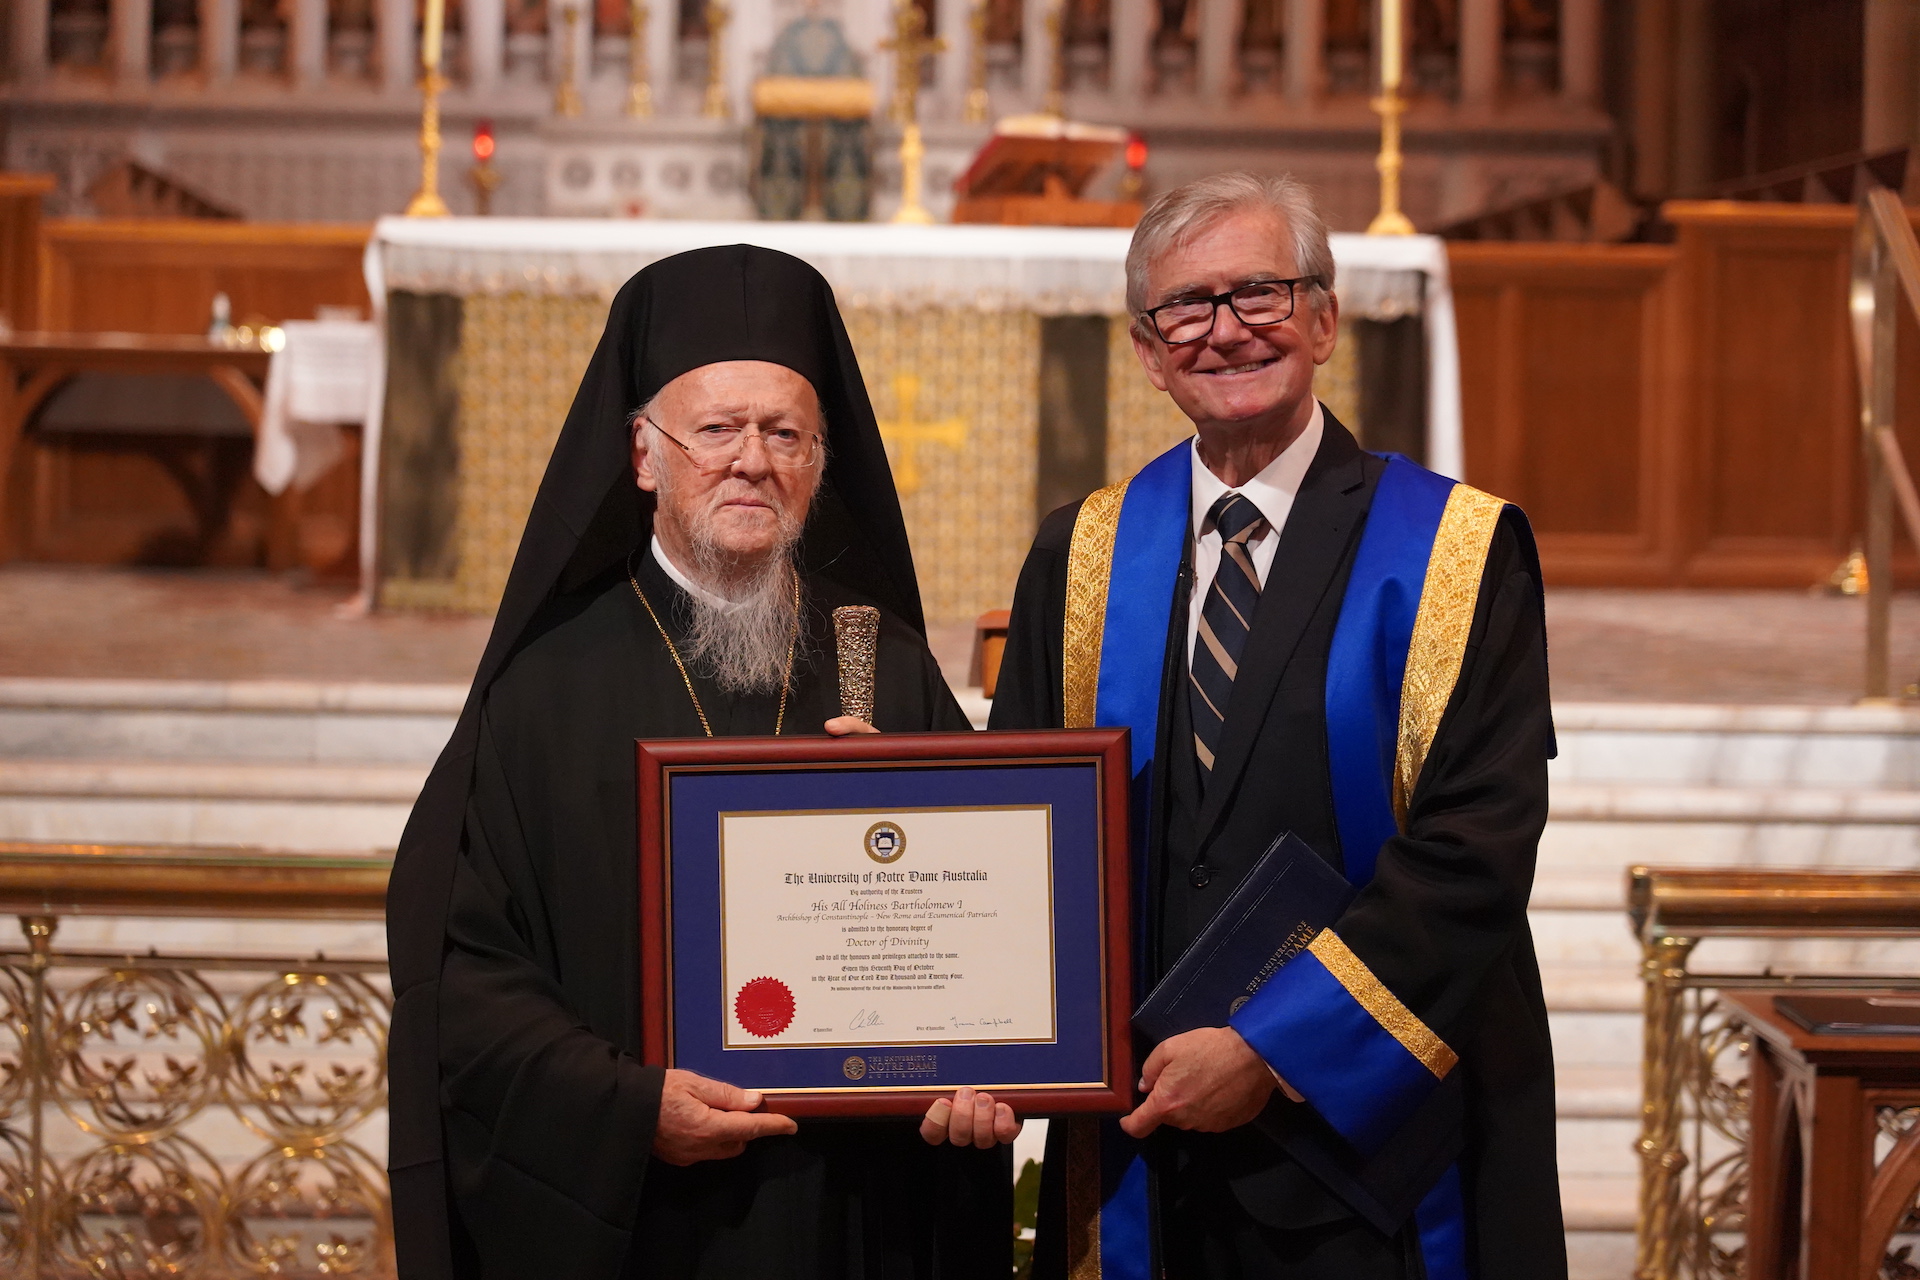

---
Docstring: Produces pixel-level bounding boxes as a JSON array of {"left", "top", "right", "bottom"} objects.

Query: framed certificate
[{"left": 637, "top": 729, "right": 1133, "bottom": 1117}]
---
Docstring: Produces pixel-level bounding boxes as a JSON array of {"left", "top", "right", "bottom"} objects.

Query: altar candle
[
  {"left": 423, "top": 0, "right": 444, "bottom": 69},
  {"left": 1378, "top": 0, "right": 1401, "bottom": 88}
]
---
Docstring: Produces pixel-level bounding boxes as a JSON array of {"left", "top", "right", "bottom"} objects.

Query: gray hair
[{"left": 1124, "top": 171, "right": 1336, "bottom": 331}]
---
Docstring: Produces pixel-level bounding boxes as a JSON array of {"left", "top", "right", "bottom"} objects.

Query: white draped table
[{"left": 361, "top": 218, "right": 1462, "bottom": 623}]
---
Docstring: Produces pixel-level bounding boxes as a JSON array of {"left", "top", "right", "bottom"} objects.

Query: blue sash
[{"left": 1058, "top": 441, "right": 1512, "bottom": 1279}]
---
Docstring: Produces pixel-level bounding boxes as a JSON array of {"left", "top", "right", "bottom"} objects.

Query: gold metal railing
[
  {"left": 0, "top": 842, "right": 393, "bottom": 1278},
  {"left": 1850, "top": 184, "right": 1920, "bottom": 699},
  {"left": 1631, "top": 866, "right": 1920, "bottom": 1280}
]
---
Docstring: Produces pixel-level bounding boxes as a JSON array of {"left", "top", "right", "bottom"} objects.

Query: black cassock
[
  {"left": 990, "top": 418, "right": 1567, "bottom": 1280},
  {"left": 438, "top": 549, "right": 1006, "bottom": 1278},
  {"left": 387, "top": 245, "right": 1012, "bottom": 1280}
]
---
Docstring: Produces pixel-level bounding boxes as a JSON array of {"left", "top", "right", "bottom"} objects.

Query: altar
[{"left": 360, "top": 219, "right": 1461, "bottom": 626}]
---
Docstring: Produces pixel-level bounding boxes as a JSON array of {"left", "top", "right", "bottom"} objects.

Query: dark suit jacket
[{"left": 990, "top": 416, "right": 1567, "bottom": 1278}]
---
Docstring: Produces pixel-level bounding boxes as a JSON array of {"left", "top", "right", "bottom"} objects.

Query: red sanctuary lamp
[
  {"left": 468, "top": 120, "right": 502, "bottom": 215},
  {"left": 1121, "top": 133, "right": 1147, "bottom": 201}
]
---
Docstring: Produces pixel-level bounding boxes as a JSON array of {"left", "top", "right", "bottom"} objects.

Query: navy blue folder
[
  {"left": 1131, "top": 831, "right": 1462, "bottom": 1236},
  {"left": 1133, "top": 831, "right": 1355, "bottom": 1044}
]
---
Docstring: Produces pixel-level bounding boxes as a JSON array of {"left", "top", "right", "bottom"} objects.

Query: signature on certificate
[
  {"left": 950, "top": 1015, "right": 1016, "bottom": 1029},
  {"left": 849, "top": 1008, "right": 884, "bottom": 1030}
]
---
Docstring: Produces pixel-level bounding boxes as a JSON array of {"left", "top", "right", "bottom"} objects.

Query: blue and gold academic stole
[{"left": 1056, "top": 441, "right": 1512, "bottom": 1280}]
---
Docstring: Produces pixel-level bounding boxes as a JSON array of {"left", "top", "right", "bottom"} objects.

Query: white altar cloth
[{"left": 360, "top": 217, "right": 1464, "bottom": 598}]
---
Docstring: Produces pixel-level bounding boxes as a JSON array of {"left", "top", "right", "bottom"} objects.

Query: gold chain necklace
[{"left": 627, "top": 550, "right": 798, "bottom": 737}]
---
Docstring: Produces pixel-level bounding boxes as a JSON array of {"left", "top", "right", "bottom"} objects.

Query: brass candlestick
[
  {"left": 405, "top": 0, "right": 451, "bottom": 216},
  {"left": 554, "top": 3, "right": 583, "bottom": 116},
  {"left": 702, "top": 1, "right": 731, "bottom": 118},
  {"left": 963, "top": 0, "right": 989, "bottom": 123},
  {"left": 468, "top": 159, "right": 502, "bottom": 214},
  {"left": 1366, "top": 0, "right": 1414, "bottom": 235},
  {"left": 883, "top": 0, "right": 945, "bottom": 224},
  {"left": 626, "top": 0, "right": 652, "bottom": 116}
]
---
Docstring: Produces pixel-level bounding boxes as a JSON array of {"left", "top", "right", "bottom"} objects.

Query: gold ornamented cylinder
[{"left": 833, "top": 605, "right": 880, "bottom": 723}]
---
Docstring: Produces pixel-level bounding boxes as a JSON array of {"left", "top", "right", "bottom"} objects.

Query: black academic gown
[
  {"left": 438, "top": 548, "right": 1010, "bottom": 1280},
  {"left": 990, "top": 417, "right": 1567, "bottom": 1279}
]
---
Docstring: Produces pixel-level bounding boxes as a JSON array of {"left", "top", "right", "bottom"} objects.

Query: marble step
[
  {"left": 0, "top": 759, "right": 422, "bottom": 851},
  {"left": 4, "top": 679, "right": 1915, "bottom": 778},
  {"left": 7, "top": 751, "right": 1913, "bottom": 855},
  {"left": 1550, "top": 701, "right": 1920, "bottom": 790},
  {"left": 0, "top": 678, "right": 461, "bottom": 764}
]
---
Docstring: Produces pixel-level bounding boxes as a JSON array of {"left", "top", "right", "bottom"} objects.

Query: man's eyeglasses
[
  {"left": 643, "top": 416, "right": 825, "bottom": 472},
  {"left": 1140, "top": 278, "right": 1315, "bottom": 346}
]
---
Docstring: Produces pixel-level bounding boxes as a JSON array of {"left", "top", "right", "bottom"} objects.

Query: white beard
[
  {"left": 655, "top": 465, "right": 808, "bottom": 696},
  {"left": 676, "top": 549, "right": 803, "bottom": 695}
]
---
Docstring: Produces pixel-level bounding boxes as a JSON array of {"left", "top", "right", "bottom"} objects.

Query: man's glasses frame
[
  {"left": 642, "top": 415, "right": 826, "bottom": 473},
  {"left": 1139, "top": 277, "right": 1318, "bottom": 346}
]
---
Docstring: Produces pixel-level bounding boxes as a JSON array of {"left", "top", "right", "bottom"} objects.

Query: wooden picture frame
[{"left": 637, "top": 728, "right": 1133, "bottom": 1118}]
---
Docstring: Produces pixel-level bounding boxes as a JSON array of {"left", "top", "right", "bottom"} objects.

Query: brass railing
[
  {"left": 1631, "top": 866, "right": 1920, "bottom": 1280},
  {"left": 1850, "top": 184, "right": 1920, "bottom": 699},
  {"left": 0, "top": 841, "right": 393, "bottom": 1278}
]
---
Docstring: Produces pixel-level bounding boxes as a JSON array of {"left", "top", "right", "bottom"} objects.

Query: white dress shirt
[
  {"left": 1186, "top": 400, "right": 1324, "bottom": 665},
  {"left": 651, "top": 534, "right": 742, "bottom": 612}
]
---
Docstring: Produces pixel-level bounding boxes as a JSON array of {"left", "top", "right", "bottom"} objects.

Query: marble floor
[{"left": 5, "top": 564, "right": 1918, "bottom": 704}]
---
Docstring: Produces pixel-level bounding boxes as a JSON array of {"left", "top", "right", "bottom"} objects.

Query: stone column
[
  {"left": 11, "top": 0, "right": 50, "bottom": 81},
  {"left": 200, "top": 0, "right": 238, "bottom": 81},
  {"left": 1457, "top": 0, "right": 1499, "bottom": 106},
  {"left": 112, "top": 0, "right": 153, "bottom": 83},
  {"left": 1195, "top": 0, "right": 1239, "bottom": 101},
  {"left": 725, "top": 0, "right": 769, "bottom": 120},
  {"left": 378, "top": 0, "right": 414, "bottom": 93},
  {"left": 464, "top": 0, "right": 504, "bottom": 90},
  {"left": 1863, "top": 0, "right": 1919, "bottom": 151},
  {"left": 1023, "top": 0, "right": 1055, "bottom": 105},
  {"left": 1559, "top": 0, "right": 1599, "bottom": 108},
  {"left": 1282, "top": 0, "right": 1321, "bottom": 104},
  {"left": 288, "top": 0, "right": 327, "bottom": 86},
  {"left": 645, "top": 0, "right": 674, "bottom": 113},
  {"left": 845, "top": 0, "right": 890, "bottom": 124},
  {"left": 937, "top": 0, "right": 972, "bottom": 118},
  {"left": 1111, "top": 0, "right": 1152, "bottom": 99}
]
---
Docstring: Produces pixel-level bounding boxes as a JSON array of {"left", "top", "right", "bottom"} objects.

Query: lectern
[{"left": 952, "top": 115, "right": 1141, "bottom": 228}]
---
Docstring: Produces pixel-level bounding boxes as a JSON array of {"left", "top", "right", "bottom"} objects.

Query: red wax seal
[{"left": 735, "top": 977, "right": 795, "bottom": 1038}]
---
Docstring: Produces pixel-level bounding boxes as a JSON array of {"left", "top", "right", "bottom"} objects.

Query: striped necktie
[{"left": 1190, "top": 492, "right": 1269, "bottom": 777}]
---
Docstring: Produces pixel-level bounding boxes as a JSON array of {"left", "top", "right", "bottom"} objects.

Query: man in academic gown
[
  {"left": 386, "top": 246, "right": 1014, "bottom": 1280},
  {"left": 989, "top": 175, "right": 1566, "bottom": 1277}
]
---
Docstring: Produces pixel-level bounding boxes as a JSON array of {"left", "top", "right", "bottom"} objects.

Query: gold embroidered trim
[
  {"left": 1064, "top": 1114, "right": 1103, "bottom": 1279},
  {"left": 1393, "top": 484, "right": 1507, "bottom": 826},
  {"left": 1308, "top": 929, "right": 1457, "bottom": 1079},
  {"left": 1062, "top": 479, "right": 1130, "bottom": 730}
]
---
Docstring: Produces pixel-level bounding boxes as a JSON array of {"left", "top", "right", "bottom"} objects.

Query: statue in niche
[
  {"left": 751, "top": 11, "right": 871, "bottom": 222},
  {"left": 328, "top": 0, "right": 376, "bottom": 76},
  {"left": 49, "top": 0, "right": 112, "bottom": 68}
]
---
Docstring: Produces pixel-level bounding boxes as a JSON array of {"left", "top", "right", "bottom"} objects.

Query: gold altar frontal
[{"left": 367, "top": 223, "right": 1402, "bottom": 626}]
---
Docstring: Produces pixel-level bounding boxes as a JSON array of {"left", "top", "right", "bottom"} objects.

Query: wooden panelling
[
  {"left": 6, "top": 221, "right": 371, "bottom": 575},
  {"left": 39, "top": 220, "right": 370, "bottom": 334},
  {"left": 1671, "top": 204, "right": 1861, "bottom": 586},
  {"left": 1451, "top": 243, "right": 1681, "bottom": 585},
  {"left": 0, "top": 174, "right": 54, "bottom": 331},
  {"left": 1452, "top": 202, "right": 1920, "bottom": 588}
]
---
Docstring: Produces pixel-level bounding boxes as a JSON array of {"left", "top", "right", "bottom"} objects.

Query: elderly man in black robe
[{"left": 385, "top": 246, "right": 1013, "bottom": 1280}]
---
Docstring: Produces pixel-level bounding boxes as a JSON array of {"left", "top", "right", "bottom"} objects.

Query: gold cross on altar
[
  {"left": 876, "top": 373, "right": 965, "bottom": 496},
  {"left": 880, "top": 1, "right": 946, "bottom": 124}
]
